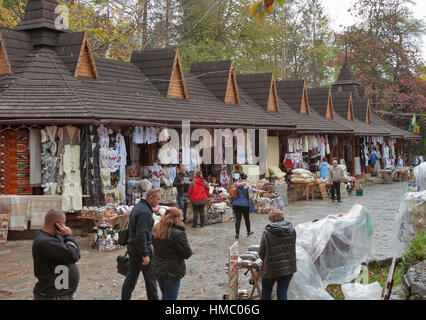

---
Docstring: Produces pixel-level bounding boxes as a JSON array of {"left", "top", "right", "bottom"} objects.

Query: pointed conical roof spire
[
  {"left": 335, "top": 48, "right": 359, "bottom": 85},
  {"left": 14, "top": 0, "right": 69, "bottom": 32}
]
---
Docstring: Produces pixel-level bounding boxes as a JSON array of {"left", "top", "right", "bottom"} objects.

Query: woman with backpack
[
  {"left": 231, "top": 173, "right": 254, "bottom": 239},
  {"left": 150, "top": 207, "right": 192, "bottom": 300},
  {"left": 187, "top": 171, "right": 210, "bottom": 228}
]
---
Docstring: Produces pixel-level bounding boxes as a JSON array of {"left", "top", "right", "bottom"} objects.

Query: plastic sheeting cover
[
  {"left": 413, "top": 162, "right": 426, "bottom": 191},
  {"left": 288, "top": 204, "right": 375, "bottom": 300},
  {"left": 392, "top": 190, "right": 426, "bottom": 257},
  {"left": 341, "top": 282, "right": 383, "bottom": 300}
]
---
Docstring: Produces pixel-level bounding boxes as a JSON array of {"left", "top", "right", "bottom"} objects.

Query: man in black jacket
[
  {"left": 32, "top": 209, "right": 80, "bottom": 300},
  {"left": 121, "top": 189, "right": 161, "bottom": 300},
  {"left": 173, "top": 165, "right": 192, "bottom": 223}
]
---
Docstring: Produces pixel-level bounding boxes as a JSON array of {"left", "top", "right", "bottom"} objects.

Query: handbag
[
  {"left": 118, "top": 219, "right": 130, "bottom": 246},
  {"left": 117, "top": 250, "right": 129, "bottom": 276}
]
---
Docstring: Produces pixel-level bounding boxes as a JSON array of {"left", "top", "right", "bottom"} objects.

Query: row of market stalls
[{"left": 0, "top": 0, "right": 420, "bottom": 239}]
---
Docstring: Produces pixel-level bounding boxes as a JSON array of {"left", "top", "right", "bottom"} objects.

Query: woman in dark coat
[
  {"left": 258, "top": 209, "right": 297, "bottom": 300},
  {"left": 150, "top": 207, "right": 193, "bottom": 300}
]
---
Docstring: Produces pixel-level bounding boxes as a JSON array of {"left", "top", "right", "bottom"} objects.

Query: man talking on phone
[{"left": 32, "top": 209, "right": 80, "bottom": 300}]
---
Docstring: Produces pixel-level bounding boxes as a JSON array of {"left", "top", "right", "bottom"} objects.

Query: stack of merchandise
[
  {"left": 80, "top": 205, "right": 132, "bottom": 220},
  {"left": 344, "top": 176, "right": 357, "bottom": 194},
  {"left": 91, "top": 221, "right": 121, "bottom": 252},
  {"left": 203, "top": 184, "right": 231, "bottom": 223},
  {"left": 152, "top": 206, "right": 170, "bottom": 225},
  {"left": 236, "top": 245, "right": 262, "bottom": 270},
  {"left": 252, "top": 179, "right": 284, "bottom": 214},
  {"left": 290, "top": 169, "right": 315, "bottom": 183}
]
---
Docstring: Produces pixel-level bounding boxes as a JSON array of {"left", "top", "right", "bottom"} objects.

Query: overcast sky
[{"left": 321, "top": 0, "right": 426, "bottom": 60}]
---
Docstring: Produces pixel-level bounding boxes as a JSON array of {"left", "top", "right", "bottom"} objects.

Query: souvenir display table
[
  {"left": 236, "top": 245, "right": 263, "bottom": 300},
  {"left": 293, "top": 181, "right": 315, "bottom": 201},
  {"left": 380, "top": 170, "right": 393, "bottom": 184},
  {"left": 394, "top": 167, "right": 410, "bottom": 181}
]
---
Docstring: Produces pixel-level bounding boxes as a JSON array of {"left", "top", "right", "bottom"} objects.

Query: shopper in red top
[{"left": 188, "top": 171, "right": 210, "bottom": 228}]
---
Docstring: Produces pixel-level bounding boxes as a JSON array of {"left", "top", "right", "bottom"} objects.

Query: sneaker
[
  {"left": 191, "top": 225, "right": 197, "bottom": 228},
  {"left": 200, "top": 225, "right": 204, "bottom": 228},
  {"left": 338, "top": 200, "right": 342, "bottom": 203},
  {"left": 235, "top": 235, "right": 239, "bottom": 239},
  {"left": 332, "top": 200, "right": 336, "bottom": 203},
  {"left": 247, "top": 231, "right": 254, "bottom": 236}
]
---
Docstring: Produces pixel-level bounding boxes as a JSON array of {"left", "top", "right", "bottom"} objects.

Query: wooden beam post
[{"left": 352, "top": 136, "right": 356, "bottom": 176}]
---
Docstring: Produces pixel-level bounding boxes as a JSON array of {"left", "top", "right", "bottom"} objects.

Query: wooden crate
[{"left": 318, "top": 183, "right": 329, "bottom": 199}]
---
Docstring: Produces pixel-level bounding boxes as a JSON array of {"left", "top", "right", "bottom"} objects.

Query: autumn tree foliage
[{"left": 335, "top": 0, "right": 425, "bottom": 130}]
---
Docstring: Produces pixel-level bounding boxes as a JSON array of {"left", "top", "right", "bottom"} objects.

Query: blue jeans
[
  {"left": 261, "top": 274, "right": 293, "bottom": 300},
  {"left": 158, "top": 279, "right": 181, "bottom": 300},
  {"left": 178, "top": 192, "right": 188, "bottom": 221}
]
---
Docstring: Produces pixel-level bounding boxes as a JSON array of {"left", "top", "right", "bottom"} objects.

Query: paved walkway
[{"left": 0, "top": 182, "right": 407, "bottom": 300}]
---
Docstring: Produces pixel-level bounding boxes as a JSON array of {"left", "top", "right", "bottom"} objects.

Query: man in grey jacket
[
  {"left": 121, "top": 189, "right": 161, "bottom": 300},
  {"left": 329, "top": 160, "right": 344, "bottom": 203}
]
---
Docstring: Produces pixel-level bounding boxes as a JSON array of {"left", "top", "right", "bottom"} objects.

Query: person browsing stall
[
  {"left": 32, "top": 209, "right": 80, "bottom": 300},
  {"left": 150, "top": 207, "right": 193, "bottom": 300},
  {"left": 258, "top": 210, "right": 297, "bottom": 300},
  {"left": 173, "top": 165, "right": 193, "bottom": 223},
  {"left": 319, "top": 158, "right": 330, "bottom": 178},
  {"left": 187, "top": 171, "right": 209, "bottom": 228}
]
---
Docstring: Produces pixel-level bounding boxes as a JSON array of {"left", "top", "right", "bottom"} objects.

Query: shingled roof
[
  {"left": 307, "top": 88, "right": 332, "bottom": 118},
  {"left": 0, "top": 28, "right": 33, "bottom": 75},
  {"left": 0, "top": 47, "right": 93, "bottom": 119},
  {"left": 131, "top": 48, "right": 188, "bottom": 99},
  {"left": 14, "top": 0, "right": 69, "bottom": 32},
  {"left": 54, "top": 31, "right": 98, "bottom": 79},
  {"left": 0, "top": 44, "right": 296, "bottom": 129},
  {"left": 370, "top": 114, "right": 420, "bottom": 140},
  {"left": 308, "top": 87, "right": 389, "bottom": 136},
  {"left": 236, "top": 73, "right": 278, "bottom": 112},
  {"left": 190, "top": 60, "right": 240, "bottom": 105},
  {"left": 183, "top": 71, "right": 295, "bottom": 128},
  {"left": 233, "top": 74, "right": 350, "bottom": 133},
  {"left": 276, "top": 79, "right": 310, "bottom": 114},
  {"left": 334, "top": 52, "right": 360, "bottom": 86}
]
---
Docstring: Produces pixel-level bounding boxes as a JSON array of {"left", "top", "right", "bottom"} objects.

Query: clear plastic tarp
[
  {"left": 392, "top": 190, "right": 426, "bottom": 257},
  {"left": 341, "top": 282, "right": 383, "bottom": 300},
  {"left": 413, "top": 162, "right": 426, "bottom": 191},
  {"left": 288, "top": 204, "right": 375, "bottom": 300}
]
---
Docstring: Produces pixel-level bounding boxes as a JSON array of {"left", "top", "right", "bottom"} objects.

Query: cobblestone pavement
[{"left": 0, "top": 182, "right": 407, "bottom": 300}]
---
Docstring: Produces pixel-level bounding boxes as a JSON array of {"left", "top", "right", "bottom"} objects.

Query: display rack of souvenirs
[
  {"left": 203, "top": 184, "right": 231, "bottom": 223},
  {"left": 90, "top": 221, "right": 121, "bottom": 252},
  {"left": 252, "top": 180, "right": 284, "bottom": 214},
  {"left": 152, "top": 205, "right": 169, "bottom": 225},
  {"left": 79, "top": 205, "right": 132, "bottom": 220},
  {"left": 159, "top": 166, "right": 177, "bottom": 205},
  {"left": 344, "top": 176, "right": 357, "bottom": 194},
  {"left": 126, "top": 173, "right": 143, "bottom": 205}
]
